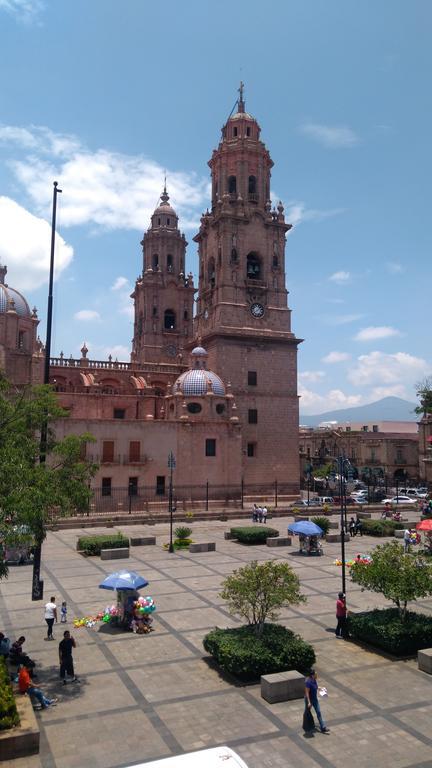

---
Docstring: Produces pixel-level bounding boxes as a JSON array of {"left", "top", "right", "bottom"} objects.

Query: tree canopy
[
  {"left": 415, "top": 377, "right": 432, "bottom": 418},
  {"left": 220, "top": 560, "right": 305, "bottom": 635},
  {"left": 0, "top": 377, "right": 97, "bottom": 578},
  {"left": 350, "top": 540, "right": 432, "bottom": 620}
]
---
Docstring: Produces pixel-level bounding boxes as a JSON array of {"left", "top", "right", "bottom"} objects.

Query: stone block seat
[
  {"left": 418, "top": 648, "right": 432, "bottom": 674},
  {"left": 189, "top": 542, "right": 216, "bottom": 553},
  {"left": 129, "top": 536, "right": 156, "bottom": 546},
  {"left": 325, "top": 532, "right": 350, "bottom": 543},
  {"left": 261, "top": 670, "right": 305, "bottom": 703},
  {"left": 267, "top": 536, "right": 291, "bottom": 547},
  {"left": 100, "top": 547, "right": 130, "bottom": 560}
]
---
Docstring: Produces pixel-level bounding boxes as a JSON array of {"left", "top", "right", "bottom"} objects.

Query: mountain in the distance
[{"left": 300, "top": 396, "right": 418, "bottom": 427}]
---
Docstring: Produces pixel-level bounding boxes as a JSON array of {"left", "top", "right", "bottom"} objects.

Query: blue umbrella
[
  {"left": 288, "top": 521, "right": 323, "bottom": 536},
  {"left": 99, "top": 570, "right": 149, "bottom": 591}
]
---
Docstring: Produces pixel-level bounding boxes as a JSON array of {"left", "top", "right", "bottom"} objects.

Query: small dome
[
  {"left": 0, "top": 281, "right": 31, "bottom": 318},
  {"left": 152, "top": 186, "right": 178, "bottom": 219},
  {"left": 230, "top": 111, "right": 255, "bottom": 121},
  {"left": 191, "top": 345, "right": 208, "bottom": 356},
  {"left": 174, "top": 369, "right": 225, "bottom": 397}
]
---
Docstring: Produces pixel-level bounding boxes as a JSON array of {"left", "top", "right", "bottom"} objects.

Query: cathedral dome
[
  {"left": 151, "top": 186, "right": 178, "bottom": 221},
  {"left": 191, "top": 345, "right": 207, "bottom": 356},
  {"left": 0, "top": 266, "right": 31, "bottom": 318},
  {"left": 174, "top": 369, "right": 226, "bottom": 397}
]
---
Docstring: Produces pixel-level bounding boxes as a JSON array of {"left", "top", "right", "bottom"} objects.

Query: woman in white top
[{"left": 44, "top": 596, "right": 57, "bottom": 640}]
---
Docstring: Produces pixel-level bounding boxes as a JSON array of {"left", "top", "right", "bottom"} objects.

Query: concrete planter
[{"left": 0, "top": 694, "right": 40, "bottom": 760}]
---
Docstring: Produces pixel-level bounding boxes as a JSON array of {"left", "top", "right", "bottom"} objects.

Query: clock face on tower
[{"left": 250, "top": 302, "right": 265, "bottom": 318}]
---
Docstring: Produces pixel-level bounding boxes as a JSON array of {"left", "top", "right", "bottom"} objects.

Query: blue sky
[{"left": 0, "top": 0, "right": 430, "bottom": 414}]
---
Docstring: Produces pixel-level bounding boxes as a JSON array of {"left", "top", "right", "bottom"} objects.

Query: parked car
[
  {"left": 381, "top": 495, "right": 417, "bottom": 505},
  {"left": 318, "top": 496, "right": 334, "bottom": 505},
  {"left": 300, "top": 498, "right": 321, "bottom": 507}
]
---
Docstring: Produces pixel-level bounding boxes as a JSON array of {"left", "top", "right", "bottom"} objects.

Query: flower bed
[
  {"left": 0, "top": 657, "right": 19, "bottom": 731},
  {"left": 230, "top": 526, "right": 278, "bottom": 544},
  {"left": 360, "top": 520, "right": 405, "bottom": 537},
  {"left": 348, "top": 608, "right": 432, "bottom": 656},
  {"left": 76, "top": 533, "right": 129, "bottom": 556}
]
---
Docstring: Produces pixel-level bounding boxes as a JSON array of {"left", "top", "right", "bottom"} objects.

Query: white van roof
[{"left": 129, "top": 746, "right": 249, "bottom": 768}]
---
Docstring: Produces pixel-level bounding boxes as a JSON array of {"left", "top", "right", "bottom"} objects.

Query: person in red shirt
[
  {"left": 18, "top": 665, "right": 57, "bottom": 709},
  {"left": 335, "top": 592, "right": 347, "bottom": 638}
]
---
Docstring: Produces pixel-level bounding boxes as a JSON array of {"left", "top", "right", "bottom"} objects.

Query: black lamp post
[
  {"left": 168, "top": 451, "right": 176, "bottom": 553},
  {"left": 336, "top": 456, "right": 354, "bottom": 597},
  {"left": 32, "top": 181, "right": 62, "bottom": 602}
]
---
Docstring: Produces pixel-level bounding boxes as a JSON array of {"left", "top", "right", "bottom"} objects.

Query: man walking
[
  {"left": 304, "top": 669, "right": 329, "bottom": 733},
  {"left": 335, "top": 592, "right": 347, "bottom": 639},
  {"left": 44, "top": 596, "right": 57, "bottom": 640},
  {"left": 59, "top": 630, "right": 79, "bottom": 685},
  {"left": 403, "top": 528, "right": 411, "bottom": 553}
]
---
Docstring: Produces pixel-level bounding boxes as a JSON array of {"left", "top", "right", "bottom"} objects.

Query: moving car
[{"left": 381, "top": 495, "right": 417, "bottom": 505}]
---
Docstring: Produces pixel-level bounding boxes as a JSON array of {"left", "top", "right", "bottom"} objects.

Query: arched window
[
  {"left": 208, "top": 258, "right": 215, "bottom": 288},
  {"left": 152, "top": 253, "right": 159, "bottom": 270},
  {"left": 246, "top": 252, "right": 261, "bottom": 280},
  {"left": 248, "top": 176, "right": 257, "bottom": 194},
  {"left": 228, "top": 176, "right": 237, "bottom": 195},
  {"left": 233, "top": 127, "right": 238, "bottom": 137},
  {"left": 231, "top": 247, "right": 238, "bottom": 262},
  {"left": 246, "top": 126, "right": 251, "bottom": 137},
  {"left": 167, "top": 254, "right": 173, "bottom": 271},
  {"left": 164, "top": 309, "right": 176, "bottom": 330}
]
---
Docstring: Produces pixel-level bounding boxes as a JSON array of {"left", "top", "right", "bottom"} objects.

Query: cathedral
[{"left": 0, "top": 88, "right": 302, "bottom": 506}]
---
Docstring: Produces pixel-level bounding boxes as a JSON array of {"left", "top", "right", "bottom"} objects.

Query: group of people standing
[
  {"left": 2, "top": 595, "right": 80, "bottom": 711},
  {"left": 252, "top": 504, "right": 268, "bottom": 523}
]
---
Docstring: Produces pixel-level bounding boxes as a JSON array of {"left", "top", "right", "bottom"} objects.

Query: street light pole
[
  {"left": 338, "top": 457, "right": 347, "bottom": 596},
  {"left": 168, "top": 451, "right": 176, "bottom": 553},
  {"left": 32, "top": 181, "right": 62, "bottom": 602}
]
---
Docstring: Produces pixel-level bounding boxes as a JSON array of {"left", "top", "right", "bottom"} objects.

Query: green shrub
[
  {"left": 163, "top": 538, "right": 192, "bottom": 550},
  {"left": 77, "top": 532, "right": 129, "bottom": 555},
  {"left": 360, "top": 519, "right": 405, "bottom": 537},
  {"left": 203, "top": 623, "right": 315, "bottom": 681},
  {"left": 311, "top": 516, "right": 330, "bottom": 535},
  {"left": 174, "top": 526, "right": 192, "bottom": 541},
  {"left": 348, "top": 608, "right": 432, "bottom": 656},
  {"left": 230, "top": 526, "right": 278, "bottom": 544},
  {"left": 0, "top": 657, "right": 19, "bottom": 731}
]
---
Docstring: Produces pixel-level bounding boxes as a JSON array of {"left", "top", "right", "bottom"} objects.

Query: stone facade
[
  {"left": 418, "top": 415, "right": 432, "bottom": 485},
  {"left": 0, "top": 265, "right": 43, "bottom": 386}
]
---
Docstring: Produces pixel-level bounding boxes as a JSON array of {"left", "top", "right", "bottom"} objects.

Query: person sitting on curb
[{"left": 18, "top": 664, "right": 57, "bottom": 709}]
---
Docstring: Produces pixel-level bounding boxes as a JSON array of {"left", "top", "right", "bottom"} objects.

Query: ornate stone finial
[
  {"left": 31, "top": 306, "right": 38, "bottom": 319},
  {"left": 277, "top": 201, "right": 284, "bottom": 214},
  {"left": 0, "top": 265, "right": 7, "bottom": 285},
  {"left": 108, "top": 354, "right": 112, "bottom": 363},
  {"left": 238, "top": 81, "right": 245, "bottom": 113},
  {"left": 160, "top": 179, "right": 169, "bottom": 205},
  {"left": 80, "top": 342, "right": 88, "bottom": 359},
  {"left": 59, "top": 351, "right": 64, "bottom": 359}
]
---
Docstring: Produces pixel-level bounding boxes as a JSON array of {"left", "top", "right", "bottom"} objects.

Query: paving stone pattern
[{"left": 2, "top": 517, "right": 432, "bottom": 768}]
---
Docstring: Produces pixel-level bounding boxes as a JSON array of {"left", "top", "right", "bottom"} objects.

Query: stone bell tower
[
  {"left": 193, "top": 85, "right": 301, "bottom": 490},
  {"left": 131, "top": 186, "right": 195, "bottom": 365}
]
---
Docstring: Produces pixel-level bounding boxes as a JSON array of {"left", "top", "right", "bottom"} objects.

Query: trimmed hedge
[
  {"left": 348, "top": 608, "right": 432, "bottom": 656},
  {"left": 0, "top": 657, "right": 19, "bottom": 731},
  {"left": 311, "top": 516, "right": 331, "bottom": 535},
  {"left": 360, "top": 520, "right": 405, "bottom": 537},
  {"left": 203, "top": 623, "right": 315, "bottom": 681},
  {"left": 77, "top": 533, "right": 129, "bottom": 556},
  {"left": 230, "top": 526, "right": 279, "bottom": 545}
]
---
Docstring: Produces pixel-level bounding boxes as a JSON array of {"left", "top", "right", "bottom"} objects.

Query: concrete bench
[
  {"left": 100, "top": 547, "right": 130, "bottom": 560},
  {"left": 129, "top": 536, "right": 156, "bottom": 546},
  {"left": 267, "top": 536, "right": 291, "bottom": 547},
  {"left": 189, "top": 542, "right": 216, "bottom": 553},
  {"left": 294, "top": 516, "right": 309, "bottom": 522},
  {"left": 325, "top": 532, "right": 350, "bottom": 543},
  {"left": 394, "top": 529, "right": 405, "bottom": 539},
  {"left": 356, "top": 511, "right": 371, "bottom": 519},
  {"left": 224, "top": 531, "right": 234, "bottom": 540},
  {"left": 418, "top": 648, "right": 432, "bottom": 674},
  {"left": 328, "top": 521, "right": 339, "bottom": 529},
  {"left": 261, "top": 670, "right": 304, "bottom": 703}
]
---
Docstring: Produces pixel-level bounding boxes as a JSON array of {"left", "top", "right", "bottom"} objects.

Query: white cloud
[
  {"left": 119, "top": 302, "right": 134, "bottom": 320},
  {"left": 300, "top": 123, "right": 359, "bottom": 148},
  {"left": 329, "top": 270, "right": 350, "bottom": 284},
  {"left": 354, "top": 326, "right": 401, "bottom": 342},
  {"left": 111, "top": 276, "right": 128, "bottom": 291},
  {"left": 285, "top": 201, "right": 345, "bottom": 227},
  {"left": 0, "top": 196, "right": 73, "bottom": 290},
  {"left": 299, "top": 386, "right": 363, "bottom": 415},
  {"left": 2, "top": 124, "right": 209, "bottom": 232},
  {"left": 298, "top": 370, "right": 326, "bottom": 383},
  {"left": 322, "top": 351, "right": 351, "bottom": 364},
  {"left": 385, "top": 261, "right": 405, "bottom": 275},
  {"left": 326, "top": 313, "right": 363, "bottom": 326},
  {"left": 347, "top": 351, "right": 429, "bottom": 389},
  {"left": 0, "top": 0, "right": 44, "bottom": 22},
  {"left": 74, "top": 309, "right": 101, "bottom": 322}
]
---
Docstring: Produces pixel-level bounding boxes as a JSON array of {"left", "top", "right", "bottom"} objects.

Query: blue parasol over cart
[
  {"left": 98, "top": 570, "right": 149, "bottom": 591},
  {"left": 288, "top": 521, "right": 323, "bottom": 537}
]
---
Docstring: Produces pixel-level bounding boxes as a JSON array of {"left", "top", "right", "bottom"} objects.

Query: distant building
[
  {"left": 299, "top": 425, "right": 419, "bottom": 485},
  {"left": 0, "top": 265, "right": 43, "bottom": 386},
  {"left": 418, "top": 415, "right": 432, "bottom": 486}
]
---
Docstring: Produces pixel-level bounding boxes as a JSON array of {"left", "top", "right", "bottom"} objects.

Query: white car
[{"left": 381, "top": 495, "right": 417, "bottom": 505}]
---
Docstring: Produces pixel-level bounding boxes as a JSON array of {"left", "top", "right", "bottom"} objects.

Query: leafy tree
[
  {"left": 350, "top": 541, "right": 432, "bottom": 620},
  {"left": 313, "top": 462, "right": 334, "bottom": 480},
  {"left": 415, "top": 377, "right": 432, "bottom": 417},
  {"left": 220, "top": 560, "right": 305, "bottom": 635},
  {"left": 0, "top": 377, "right": 97, "bottom": 579}
]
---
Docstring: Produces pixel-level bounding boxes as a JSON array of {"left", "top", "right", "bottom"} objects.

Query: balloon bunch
[
  {"left": 134, "top": 596, "right": 156, "bottom": 615},
  {"left": 101, "top": 604, "right": 119, "bottom": 623},
  {"left": 130, "top": 595, "right": 156, "bottom": 634},
  {"left": 333, "top": 553, "right": 372, "bottom": 567}
]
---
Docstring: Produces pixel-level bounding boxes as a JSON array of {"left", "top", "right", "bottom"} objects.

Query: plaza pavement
[{"left": 2, "top": 515, "right": 432, "bottom": 768}]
